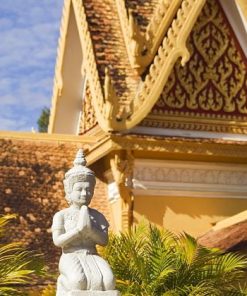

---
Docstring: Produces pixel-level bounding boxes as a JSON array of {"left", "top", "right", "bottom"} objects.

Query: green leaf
[
  {"left": 0, "top": 215, "right": 45, "bottom": 295},
  {"left": 102, "top": 223, "right": 247, "bottom": 296}
]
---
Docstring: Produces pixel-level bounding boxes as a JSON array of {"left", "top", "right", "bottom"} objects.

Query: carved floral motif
[
  {"left": 151, "top": 0, "right": 247, "bottom": 118},
  {"left": 109, "top": 151, "right": 134, "bottom": 230},
  {"left": 134, "top": 166, "right": 247, "bottom": 186},
  {"left": 79, "top": 81, "right": 98, "bottom": 134}
]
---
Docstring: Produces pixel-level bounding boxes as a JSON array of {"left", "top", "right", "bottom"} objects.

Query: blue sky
[{"left": 0, "top": 1, "right": 63, "bottom": 131}]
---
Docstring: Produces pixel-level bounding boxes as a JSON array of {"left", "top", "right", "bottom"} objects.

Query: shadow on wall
[
  {"left": 0, "top": 139, "right": 79, "bottom": 274},
  {"left": 134, "top": 195, "right": 247, "bottom": 237}
]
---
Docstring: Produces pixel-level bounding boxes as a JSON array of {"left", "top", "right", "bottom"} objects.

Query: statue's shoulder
[
  {"left": 89, "top": 208, "right": 109, "bottom": 229},
  {"left": 53, "top": 208, "right": 68, "bottom": 219},
  {"left": 52, "top": 209, "right": 68, "bottom": 230}
]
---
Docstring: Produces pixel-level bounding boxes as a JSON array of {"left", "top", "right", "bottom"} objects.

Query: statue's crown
[
  {"left": 73, "top": 149, "right": 87, "bottom": 166},
  {"left": 64, "top": 149, "right": 95, "bottom": 189},
  {"left": 65, "top": 149, "right": 94, "bottom": 179}
]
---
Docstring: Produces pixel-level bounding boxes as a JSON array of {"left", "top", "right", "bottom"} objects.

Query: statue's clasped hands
[{"left": 77, "top": 205, "right": 92, "bottom": 234}]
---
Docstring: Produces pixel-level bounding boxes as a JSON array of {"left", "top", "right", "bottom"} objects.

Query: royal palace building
[{"left": 1, "top": 0, "right": 247, "bottom": 266}]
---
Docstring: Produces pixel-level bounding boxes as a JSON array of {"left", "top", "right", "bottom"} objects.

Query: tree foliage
[
  {"left": 102, "top": 223, "right": 247, "bottom": 296},
  {"left": 37, "top": 107, "right": 50, "bottom": 133}
]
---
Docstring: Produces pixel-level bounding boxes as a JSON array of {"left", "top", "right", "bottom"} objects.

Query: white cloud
[
  {"left": 0, "top": 0, "right": 63, "bottom": 131},
  {"left": 0, "top": 114, "right": 30, "bottom": 131}
]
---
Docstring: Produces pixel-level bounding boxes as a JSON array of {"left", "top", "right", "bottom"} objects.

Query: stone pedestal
[{"left": 68, "top": 291, "right": 120, "bottom": 296}]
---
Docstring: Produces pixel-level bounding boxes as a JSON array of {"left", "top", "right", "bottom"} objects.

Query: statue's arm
[
  {"left": 52, "top": 212, "right": 81, "bottom": 248},
  {"left": 89, "top": 211, "right": 109, "bottom": 246},
  {"left": 90, "top": 226, "right": 108, "bottom": 246}
]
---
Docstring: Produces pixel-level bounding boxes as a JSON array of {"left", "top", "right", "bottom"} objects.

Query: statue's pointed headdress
[{"left": 63, "top": 149, "right": 95, "bottom": 199}]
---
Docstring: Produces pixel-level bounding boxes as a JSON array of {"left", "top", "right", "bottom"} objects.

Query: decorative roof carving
[
  {"left": 72, "top": 0, "right": 105, "bottom": 121},
  {"left": 109, "top": 150, "right": 134, "bottom": 229},
  {"left": 126, "top": 0, "right": 206, "bottom": 128},
  {"left": 85, "top": 0, "right": 205, "bottom": 131},
  {"left": 51, "top": 0, "right": 247, "bottom": 134},
  {"left": 141, "top": 0, "right": 247, "bottom": 134},
  {"left": 73, "top": 0, "right": 140, "bottom": 132},
  {"left": 79, "top": 80, "right": 98, "bottom": 135},
  {"left": 103, "top": 68, "right": 120, "bottom": 121},
  {"left": 116, "top": 0, "right": 183, "bottom": 74}
]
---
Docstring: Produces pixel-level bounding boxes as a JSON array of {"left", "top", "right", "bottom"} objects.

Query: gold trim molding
[
  {"left": 86, "top": 134, "right": 247, "bottom": 166},
  {"left": 0, "top": 131, "right": 97, "bottom": 144},
  {"left": 141, "top": 113, "right": 247, "bottom": 134}
]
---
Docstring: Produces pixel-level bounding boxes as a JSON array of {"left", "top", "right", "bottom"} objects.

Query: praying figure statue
[{"left": 52, "top": 149, "right": 119, "bottom": 296}]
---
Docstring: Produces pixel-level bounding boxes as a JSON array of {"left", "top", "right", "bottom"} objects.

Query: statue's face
[{"left": 69, "top": 181, "right": 94, "bottom": 206}]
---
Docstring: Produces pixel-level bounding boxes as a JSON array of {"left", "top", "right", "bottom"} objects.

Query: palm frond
[
  {"left": 103, "top": 223, "right": 247, "bottom": 296},
  {"left": 0, "top": 215, "right": 45, "bottom": 295}
]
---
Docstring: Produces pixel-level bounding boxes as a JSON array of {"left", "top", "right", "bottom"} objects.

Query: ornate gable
[
  {"left": 49, "top": 0, "right": 206, "bottom": 134},
  {"left": 141, "top": 0, "right": 247, "bottom": 134}
]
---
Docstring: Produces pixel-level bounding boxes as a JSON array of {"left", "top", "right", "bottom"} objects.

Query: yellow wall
[{"left": 134, "top": 195, "right": 247, "bottom": 237}]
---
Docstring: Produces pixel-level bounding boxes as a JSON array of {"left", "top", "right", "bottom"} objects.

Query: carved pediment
[{"left": 141, "top": 0, "right": 247, "bottom": 134}]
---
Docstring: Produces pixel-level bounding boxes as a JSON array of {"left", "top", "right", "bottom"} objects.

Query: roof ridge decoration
[
  {"left": 72, "top": 0, "right": 132, "bottom": 130},
  {"left": 129, "top": 0, "right": 206, "bottom": 127},
  {"left": 72, "top": 0, "right": 108, "bottom": 128},
  {"left": 103, "top": 68, "right": 120, "bottom": 121},
  {"left": 49, "top": 0, "right": 206, "bottom": 133},
  {"left": 116, "top": 0, "right": 183, "bottom": 74}
]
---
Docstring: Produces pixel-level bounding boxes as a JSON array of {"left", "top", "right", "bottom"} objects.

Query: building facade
[{"left": 48, "top": 0, "right": 247, "bottom": 237}]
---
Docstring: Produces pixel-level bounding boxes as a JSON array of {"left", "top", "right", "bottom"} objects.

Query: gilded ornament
[{"left": 148, "top": 0, "right": 247, "bottom": 133}]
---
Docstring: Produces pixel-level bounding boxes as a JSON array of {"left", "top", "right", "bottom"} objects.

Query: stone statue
[{"left": 52, "top": 149, "right": 119, "bottom": 296}]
